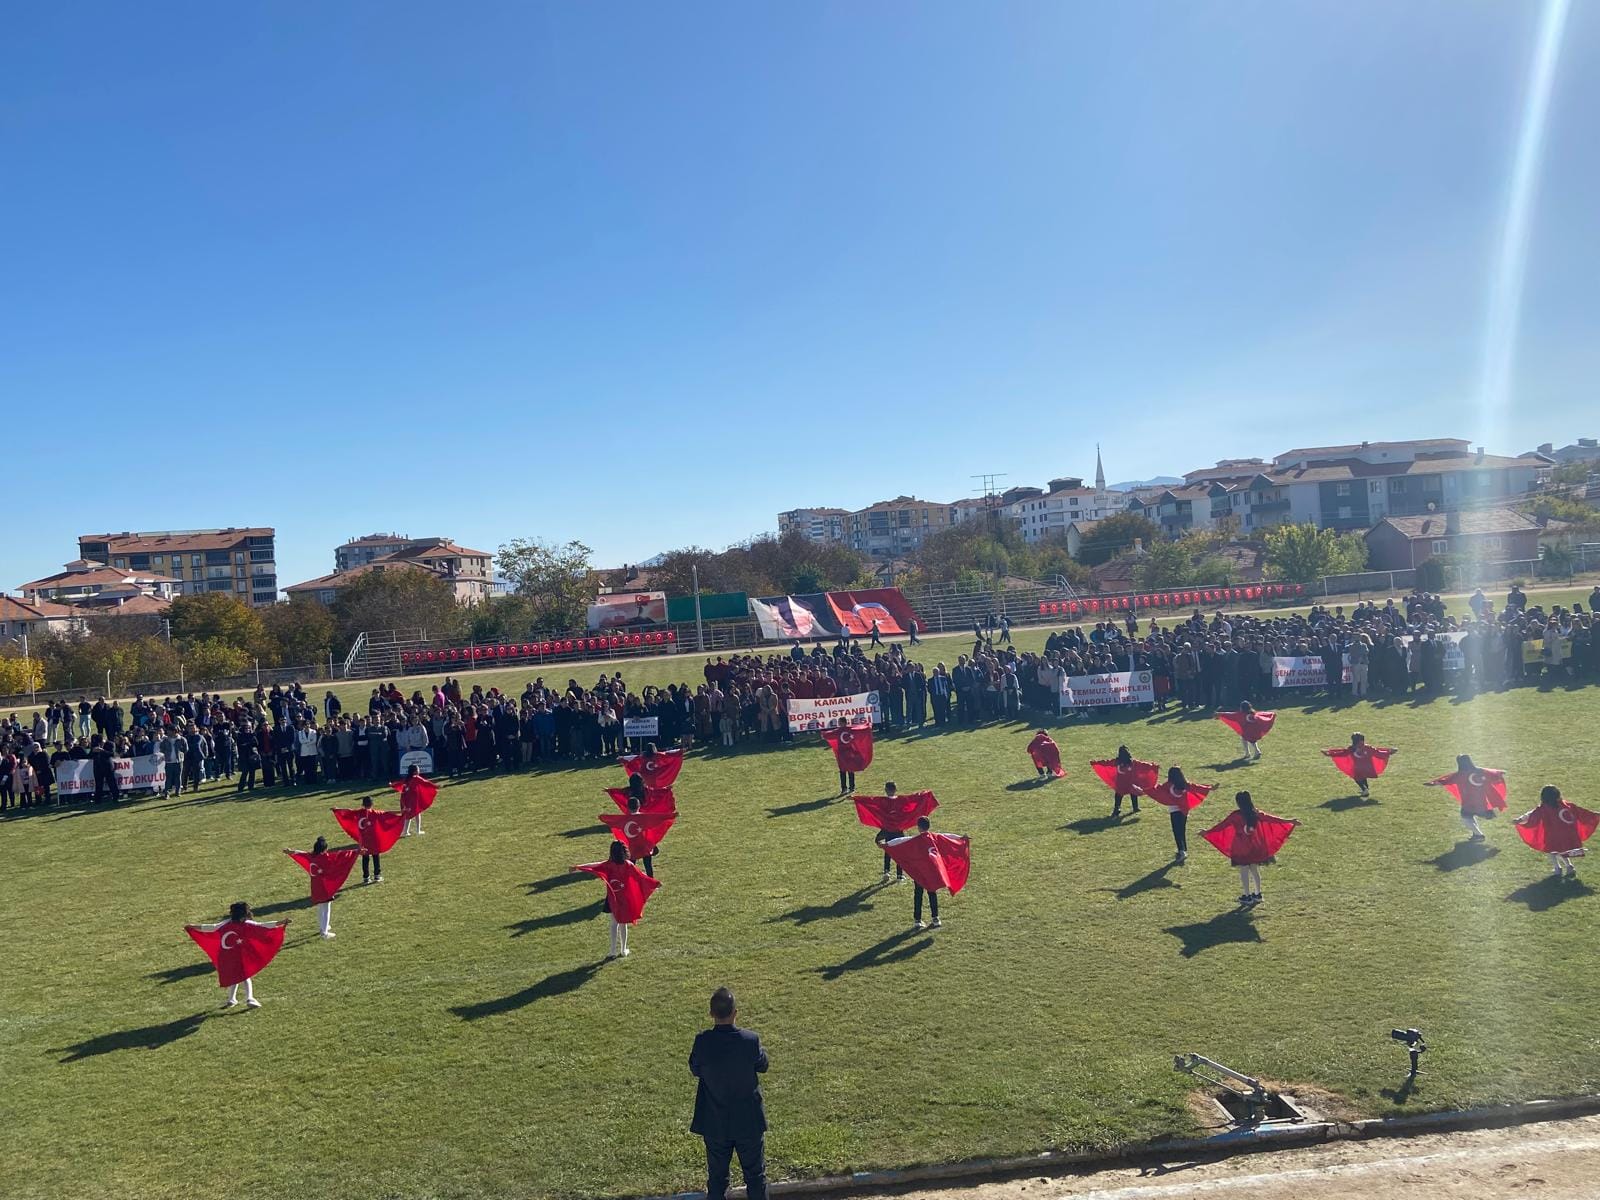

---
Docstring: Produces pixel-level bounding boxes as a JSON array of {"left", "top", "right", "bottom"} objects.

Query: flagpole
[{"left": 692, "top": 565, "right": 705, "bottom": 654}]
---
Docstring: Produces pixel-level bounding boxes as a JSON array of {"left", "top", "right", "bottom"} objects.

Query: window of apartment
[
  {"left": 191, "top": 554, "right": 202, "bottom": 567},
  {"left": 1338, "top": 506, "right": 1353, "bottom": 520},
  {"left": 1369, "top": 481, "right": 1382, "bottom": 494},
  {"left": 152, "top": 555, "right": 164, "bottom": 566},
  {"left": 113, "top": 558, "right": 126, "bottom": 568},
  {"left": 1423, "top": 476, "right": 1442, "bottom": 492},
  {"left": 1431, "top": 539, "right": 1449, "bottom": 555},
  {"left": 129, "top": 555, "right": 150, "bottom": 570},
  {"left": 1335, "top": 482, "right": 1351, "bottom": 496},
  {"left": 235, "top": 551, "right": 246, "bottom": 564},
  {"left": 1390, "top": 478, "right": 1406, "bottom": 493},
  {"left": 206, "top": 579, "right": 231, "bottom": 592}
]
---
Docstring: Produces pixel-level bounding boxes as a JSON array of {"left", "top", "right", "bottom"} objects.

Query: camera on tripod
[{"left": 1391, "top": 1027, "right": 1427, "bottom": 1076}]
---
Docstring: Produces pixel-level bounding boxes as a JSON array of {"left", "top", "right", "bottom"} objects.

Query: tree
[
  {"left": 1262, "top": 523, "right": 1368, "bottom": 582},
  {"left": 1074, "top": 513, "right": 1160, "bottom": 566},
  {"left": 0, "top": 650, "right": 45, "bottom": 696},
  {"left": 184, "top": 638, "right": 250, "bottom": 681},
  {"left": 167, "top": 592, "right": 268, "bottom": 654},
  {"left": 496, "top": 538, "right": 600, "bottom": 629},
  {"left": 1527, "top": 495, "right": 1600, "bottom": 526},
  {"left": 258, "top": 599, "right": 337, "bottom": 667},
  {"left": 330, "top": 569, "right": 464, "bottom": 648}
]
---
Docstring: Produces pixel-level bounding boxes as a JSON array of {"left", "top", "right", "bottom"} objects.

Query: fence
[{"left": 0, "top": 663, "right": 325, "bottom": 712}]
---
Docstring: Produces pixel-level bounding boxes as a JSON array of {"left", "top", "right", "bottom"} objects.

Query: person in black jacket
[{"left": 689, "top": 987, "right": 769, "bottom": 1200}]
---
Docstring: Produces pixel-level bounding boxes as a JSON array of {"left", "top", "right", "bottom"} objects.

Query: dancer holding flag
[
  {"left": 1215, "top": 702, "right": 1276, "bottom": 763},
  {"left": 575, "top": 840, "right": 661, "bottom": 959},
  {"left": 1148, "top": 766, "right": 1212, "bottom": 865},
  {"left": 1026, "top": 730, "right": 1065, "bottom": 780},
  {"left": 1201, "top": 791, "right": 1299, "bottom": 906},
  {"left": 618, "top": 743, "right": 683, "bottom": 789},
  {"left": 1089, "top": 745, "right": 1159, "bottom": 818},
  {"left": 1425, "top": 755, "right": 1508, "bottom": 842},
  {"left": 854, "top": 781, "right": 938, "bottom": 883},
  {"left": 284, "top": 836, "right": 359, "bottom": 938},
  {"left": 333, "top": 796, "right": 404, "bottom": 884},
  {"left": 1514, "top": 786, "right": 1600, "bottom": 879},
  {"left": 1322, "top": 733, "right": 1396, "bottom": 798},
  {"left": 184, "top": 901, "right": 290, "bottom": 1008},
  {"left": 821, "top": 716, "right": 873, "bottom": 796},
  {"left": 600, "top": 795, "right": 675, "bottom": 878},
  {"left": 391, "top": 765, "right": 438, "bottom": 838},
  {"left": 883, "top": 816, "right": 970, "bottom": 930}
]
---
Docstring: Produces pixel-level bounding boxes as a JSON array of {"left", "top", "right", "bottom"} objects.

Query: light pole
[
  {"left": 22, "top": 631, "right": 35, "bottom": 704},
  {"left": 692, "top": 564, "right": 706, "bottom": 653}
]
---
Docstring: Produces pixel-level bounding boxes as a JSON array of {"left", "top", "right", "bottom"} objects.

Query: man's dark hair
[{"left": 709, "top": 987, "right": 736, "bottom": 1020}]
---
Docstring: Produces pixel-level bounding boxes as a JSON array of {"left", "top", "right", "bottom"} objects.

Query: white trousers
[
  {"left": 608, "top": 916, "right": 630, "bottom": 957},
  {"left": 226, "top": 978, "right": 256, "bottom": 1004},
  {"left": 403, "top": 812, "right": 424, "bottom": 835},
  {"left": 1550, "top": 852, "right": 1578, "bottom": 874},
  {"left": 1238, "top": 864, "right": 1262, "bottom": 894},
  {"left": 1461, "top": 813, "right": 1483, "bottom": 837},
  {"left": 317, "top": 900, "right": 332, "bottom": 935},
  {"left": 1241, "top": 737, "right": 1260, "bottom": 759}
]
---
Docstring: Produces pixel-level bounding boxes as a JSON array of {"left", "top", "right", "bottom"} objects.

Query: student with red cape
[
  {"left": 284, "top": 835, "right": 360, "bottom": 938},
  {"left": 599, "top": 795, "right": 675, "bottom": 878},
  {"left": 1322, "top": 732, "right": 1396, "bottom": 798},
  {"left": 1089, "top": 745, "right": 1159, "bottom": 818},
  {"left": 1148, "top": 766, "right": 1212, "bottom": 865},
  {"left": 185, "top": 900, "right": 290, "bottom": 1008},
  {"left": 821, "top": 717, "right": 873, "bottom": 795},
  {"left": 1514, "top": 785, "right": 1600, "bottom": 879},
  {"left": 606, "top": 773, "right": 677, "bottom": 816},
  {"left": 1026, "top": 730, "right": 1065, "bottom": 780},
  {"left": 333, "top": 795, "right": 405, "bottom": 884},
  {"left": 1201, "top": 791, "right": 1299, "bottom": 906},
  {"left": 618, "top": 743, "right": 683, "bottom": 789},
  {"left": 1425, "top": 755, "right": 1508, "bottom": 842},
  {"left": 1215, "top": 702, "right": 1276, "bottom": 763},
  {"left": 391, "top": 764, "right": 438, "bottom": 838},
  {"left": 576, "top": 840, "right": 661, "bottom": 959},
  {"left": 883, "top": 816, "right": 970, "bottom": 931},
  {"left": 854, "top": 781, "right": 939, "bottom": 883}
]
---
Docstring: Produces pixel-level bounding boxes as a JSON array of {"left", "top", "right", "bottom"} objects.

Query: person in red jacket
[
  {"left": 1322, "top": 733, "right": 1396, "bottom": 798},
  {"left": 1089, "top": 745, "right": 1159, "bottom": 819},
  {"left": 1148, "top": 766, "right": 1212, "bottom": 865},
  {"left": 1201, "top": 791, "right": 1299, "bottom": 906},
  {"left": 1514, "top": 785, "right": 1600, "bottom": 879},
  {"left": 1215, "top": 701, "right": 1276, "bottom": 763},
  {"left": 1424, "top": 754, "right": 1507, "bottom": 842}
]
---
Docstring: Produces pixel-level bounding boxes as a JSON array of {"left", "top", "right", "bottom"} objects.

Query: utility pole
[{"left": 692, "top": 564, "right": 706, "bottom": 653}]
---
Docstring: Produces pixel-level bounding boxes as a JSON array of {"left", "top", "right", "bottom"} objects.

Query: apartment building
[
  {"left": 847, "top": 496, "right": 957, "bottom": 558},
  {"left": 77, "top": 528, "right": 278, "bottom": 607},
  {"left": 776, "top": 508, "right": 849, "bottom": 544},
  {"left": 289, "top": 537, "right": 495, "bottom": 606},
  {"left": 335, "top": 533, "right": 421, "bottom": 571},
  {"left": 1008, "top": 476, "right": 1126, "bottom": 543},
  {"left": 18, "top": 560, "right": 177, "bottom": 608}
]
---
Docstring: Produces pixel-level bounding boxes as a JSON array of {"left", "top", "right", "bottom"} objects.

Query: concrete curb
[{"left": 643, "top": 1093, "right": 1600, "bottom": 1200}]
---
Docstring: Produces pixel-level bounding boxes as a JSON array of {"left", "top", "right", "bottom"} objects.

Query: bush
[{"left": 1416, "top": 557, "right": 1446, "bottom": 592}]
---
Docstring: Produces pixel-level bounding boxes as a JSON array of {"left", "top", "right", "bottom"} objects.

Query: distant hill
[{"left": 1107, "top": 476, "right": 1181, "bottom": 492}]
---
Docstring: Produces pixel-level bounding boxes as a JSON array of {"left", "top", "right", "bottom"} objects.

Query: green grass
[{"left": 4, "top": 628, "right": 1600, "bottom": 1200}]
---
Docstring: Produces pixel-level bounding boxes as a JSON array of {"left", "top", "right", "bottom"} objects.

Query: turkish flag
[
  {"left": 285, "top": 847, "right": 360, "bottom": 904},
  {"left": 1323, "top": 746, "right": 1394, "bottom": 783},
  {"left": 1429, "top": 769, "right": 1508, "bottom": 814},
  {"left": 332, "top": 807, "right": 405, "bottom": 854},
  {"left": 1089, "top": 758, "right": 1160, "bottom": 796},
  {"left": 821, "top": 724, "right": 874, "bottom": 772},
  {"left": 1201, "top": 810, "right": 1296, "bottom": 865},
  {"left": 1514, "top": 802, "right": 1600, "bottom": 856},
  {"left": 599, "top": 811, "right": 676, "bottom": 858},
  {"left": 389, "top": 776, "right": 439, "bottom": 819},
  {"left": 883, "top": 832, "right": 971, "bottom": 895},
  {"left": 605, "top": 786, "right": 677, "bottom": 816},
  {"left": 1027, "top": 732, "right": 1065, "bottom": 778},
  {"left": 575, "top": 859, "right": 661, "bottom": 924},
  {"left": 1215, "top": 711, "right": 1277, "bottom": 743},
  {"left": 854, "top": 790, "right": 939, "bottom": 832},
  {"left": 618, "top": 749, "right": 683, "bottom": 788},
  {"left": 184, "top": 920, "right": 287, "bottom": 987},
  {"left": 1148, "top": 780, "right": 1212, "bottom": 812}
]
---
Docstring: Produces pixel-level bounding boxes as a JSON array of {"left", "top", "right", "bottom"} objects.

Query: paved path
[{"left": 903, "top": 1115, "right": 1600, "bottom": 1200}]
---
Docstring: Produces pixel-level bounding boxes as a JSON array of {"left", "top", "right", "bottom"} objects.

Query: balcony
[{"left": 1250, "top": 497, "right": 1291, "bottom": 512}]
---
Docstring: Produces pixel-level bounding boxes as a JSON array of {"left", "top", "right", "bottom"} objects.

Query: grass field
[{"left": 4, "top": 622, "right": 1600, "bottom": 1200}]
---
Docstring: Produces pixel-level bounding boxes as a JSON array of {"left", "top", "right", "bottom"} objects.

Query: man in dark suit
[{"left": 689, "top": 987, "right": 768, "bottom": 1200}]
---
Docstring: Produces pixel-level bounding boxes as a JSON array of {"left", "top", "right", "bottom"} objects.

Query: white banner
[
  {"left": 787, "top": 690, "right": 882, "bottom": 734},
  {"left": 57, "top": 754, "right": 168, "bottom": 797},
  {"left": 1403, "top": 632, "right": 1468, "bottom": 671},
  {"left": 398, "top": 749, "right": 434, "bottom": 775},
  {"left": 1058, "top": 671, "right": 1155, "bottom": 710},
  {"left": 623, "top": 717, "right": 659, "bottom": 740},
  {"left": 1271, "top": 655, "right": 1353, "bottom": 688}
]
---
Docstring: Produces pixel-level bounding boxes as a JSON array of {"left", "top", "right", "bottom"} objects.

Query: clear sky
[{"left": 4, "top": 2, "right": 1596, "bottom": 593}]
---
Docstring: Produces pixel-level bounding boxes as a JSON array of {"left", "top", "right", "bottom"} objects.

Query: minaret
[{"left": 1094, "top": 444, "right": 1106, "bottom": 492}]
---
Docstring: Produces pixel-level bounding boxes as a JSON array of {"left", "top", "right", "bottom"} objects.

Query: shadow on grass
[
  {"left": 1005, "top": 777, "right": 1054, "bottom": 792},
  {"left": 1506, "top": 876, "right": 1595, "bottom": 911},
  {"left": 767, "top": 795, "right": 840, "bottom": 818},
  {"left": 450, "top": 961, "right": 604, "bottom": 1020},
  {"left": 524, "top": 873, "right": 585, "bottom": 896},
  {"left": 768, "top": 885, "right": 878, "bottom": 926},
  {"left": 506, "top": 899, "right": 605, "bottom": 938},
  {"left": 147, "top": 961, "right": 215, "bottom": 985},
  {"left": 1163, "top": 910, "right": 1263, "bottom": 958},
  {"left": 813, "top": 929, "right": 933, "bottom": 980},
  {"left": 1102, "top": 863, "right": 1179, "bottom": 901},
  {"left": 1424, "top": 842, "right": 1500, "bottom": 872},
  {"left": 1199, "top": 761, "right": 1253, "bottom": 773},
  {"left": 1381, "top": 1074, "right": 1420, "bottom": 1105},
  {"left": 1319, "top": 794, "right": 1380, "bottom": 812},
  {"left": 557, "top": 824, "right": 609, "bottom": 839},
  {"left": 1064, "top": 814, "right": 1136, "bottom": 835},
  {"left": 54, "top": 1012, "right": 211, "bottom": 1062},
  {"left": 250, "top": 895, "right": 314, "bottom": 919}
]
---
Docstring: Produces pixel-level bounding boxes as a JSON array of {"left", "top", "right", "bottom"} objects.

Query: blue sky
[{"left": 4, "top": 2, "right": 1596, "bottom": 593}]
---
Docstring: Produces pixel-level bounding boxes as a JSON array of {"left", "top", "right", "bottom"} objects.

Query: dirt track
[{"left": 899, "top": 1114, "right": 1600, "bottom": 1200}]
